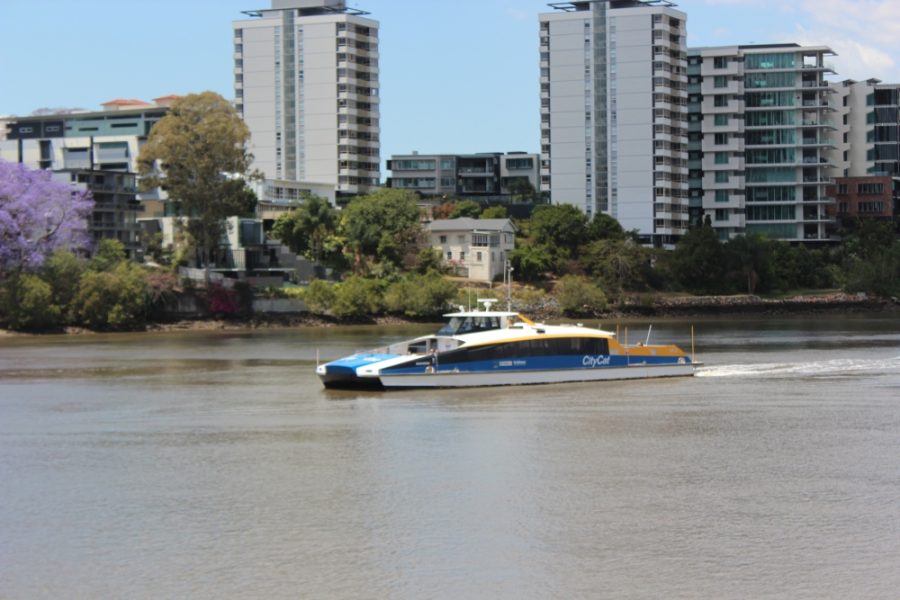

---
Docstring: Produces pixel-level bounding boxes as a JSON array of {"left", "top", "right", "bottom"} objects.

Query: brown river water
[{"left": 2, "top": 315, "right": 900, "bottom": 599}]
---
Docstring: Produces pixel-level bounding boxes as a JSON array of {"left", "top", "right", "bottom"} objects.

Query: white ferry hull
[{"left": 377, "top": 363, "right": 694, "bottom": 389}]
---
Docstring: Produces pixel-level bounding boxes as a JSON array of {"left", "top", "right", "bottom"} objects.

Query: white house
[{"left": 427, "top": 218, "right": 517, "bottom": 282}]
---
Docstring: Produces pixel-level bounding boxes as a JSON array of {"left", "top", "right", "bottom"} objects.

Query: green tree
[
  {"left": 0, "top": 273, "right": 63, "bottom": 331},
  {"left": 303, "top": 279, "right": 336, "bottom": 315},
  {"left": 587, "top": 213, "right": 626, "bottom": 241},
  {"left": 841, "top": 218, "right": 897, "bottom": 261},
  {"left": 384, "top": 273, "right": 458, "bottom": 317},
  {"left": 340, "top": 189, "right": 424, "bottom": 271},
  {"left": 580, "top": 238, "right": 650, "bottom": 294},
  {"left": 331, "top": 276, "right": 383, "bottom": 318},
  {"left": 508, "top": 244, "right": 554, "bottom": 283},
  {"left": 842, "top": 243, "right": 900, "bottom": 297},
  {"left": 89, "top": 239, "right": 127, "bottom": 272},
  {"left": 480, "top": 205, "right": 508, "bottom": 219},
  {"left": 668, "top": 225, "right": 727, "bottom": 293},
  {"left": 40, "top": 250, "right": 84, "bottom": 315},
  {"left": 528, "top": 204, "right": 588, "bottom": 259},
  {"left": 724, "top": 234, "right": 773, "bottom": 294},
  {"left": 415, "top": 247, "right": 446, "bottom": 275},
  {"left": 271, "top": 195, "right": 340, "bottom": 265},
  {"left": 770, "top": 243, "right": 832, "bottom": 291},
  {"left": 72, "top": 262, "right": 148, "bottom": 330},
  {"left": 137, "top": 91, "right": 257, "bottom": 276},
  {"left": 450, "top": 199, "right": 482, "bottom": 219}
]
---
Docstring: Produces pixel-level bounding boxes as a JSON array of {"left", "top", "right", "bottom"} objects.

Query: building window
[
  {"left": 714, "top": 133, "right": 728, "bottom": 145},
  {"left": 476, "top": 251, "right": 483, "bottom": 262},
  {"left": 714, "top": 95, "right": 728, "bottom": 107},
  {"left": 715, "top": 171, "right": 729, "bottom": 183},
  {"left": 858, "top": 182, "right": 884, "bottom": 194},
  {"left": 715, "top": 209, "right": 728, "bottom": 221},
  {"left": 714, "top": 56, "right": 728, "bottom": 69},
  {"left": 715, "top": 152, "right": 729, "bottom": 164},
  {"left": 439, "top": 235, "right": 447, "bottom": 243},
  {"left": 714, "top": 114, "right": 728, "bottom": 126},
  {"left": 460, "top": 252, "right": 465, "bottom": 261},
  {"left": 714, "top": 76, "right": 727, "bottom": 88},
  {"left": 715, "top": 190, "right": 729, "bottom": 203},
  {"left": 446, "top": 251, "right": 452, "bottom": 260}
]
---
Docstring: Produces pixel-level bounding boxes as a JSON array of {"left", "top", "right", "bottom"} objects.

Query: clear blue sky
[{"left": 3, "top": 0, "right": 898, "bottom": 171}]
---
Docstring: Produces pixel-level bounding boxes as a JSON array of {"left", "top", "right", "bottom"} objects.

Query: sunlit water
[{"left": 2, "top": 315, "right": 900, "bottom": 599}]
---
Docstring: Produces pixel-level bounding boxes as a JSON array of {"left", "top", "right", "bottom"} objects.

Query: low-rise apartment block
[{"left": 387, "top": 152, "right": 539, "bottom": 201}]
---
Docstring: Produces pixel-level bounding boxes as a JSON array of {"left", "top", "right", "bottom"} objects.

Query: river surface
[{"left": 2, "top": 315, "right": 900, "bottom": 599}]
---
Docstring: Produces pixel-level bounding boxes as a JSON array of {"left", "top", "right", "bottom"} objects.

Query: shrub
[
  {"left": 303, "top": 279, "right": 336, "bottom": 315},
  {"left": 89, "top": 239, "right": 127, "bottom": 272},
  {"left": 331, "top": 276, "right": 383, "bottom": 318},
  {"left": 511, "top": 285, "right": 548, "bottom": 314},
  {"left": 384, "top": 274, "right": 458, "bottom": 317},
  {"left": 72, "top": 262, "right": 148, "bottom": 330},
  {"left": 40, "top": 250, "right": 84, "bottom": 315},
  {"left": 0, "top": 273, "right": 63, "bottom": 331},
  {"left": 555, "top": 275, "right": 607, "bottom": 316},
  {"left": 207, "top": 283, "right": 240, "bottom": 316},
  {"left": 145, "top": 270, "right": 179, "bottom": 320}
]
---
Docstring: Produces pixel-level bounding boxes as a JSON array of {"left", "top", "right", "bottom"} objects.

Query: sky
[{"left": 3, "top": 0, "right": 900, "bottom": 171}]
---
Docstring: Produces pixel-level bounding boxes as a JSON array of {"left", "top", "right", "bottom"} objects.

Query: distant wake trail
[{"left": 696, "top": 356, "right": 900, "bottom": 378}]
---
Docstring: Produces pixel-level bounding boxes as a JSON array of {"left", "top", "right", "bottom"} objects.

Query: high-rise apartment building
[
  {"left": 831, "top": 78, "right": 900, "bottom": 177},
  {"left": 827, "top": 79, "right": 900, "bottom": 224},
  {"left": 234, "top": 0, "right": 379, "bottom": 195},
  {"left": 539, "top": 0, "right": 689, "bottom": 246},
  {"left": 687, "top": 44, "right": 837, "bottom": 242}
]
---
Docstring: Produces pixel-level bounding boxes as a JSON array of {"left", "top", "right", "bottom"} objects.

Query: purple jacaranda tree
[{"left": 0, "top": 160, "right": 94, "bottom": 275}]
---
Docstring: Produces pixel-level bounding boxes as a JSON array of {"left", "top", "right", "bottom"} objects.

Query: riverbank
[
  {"left": 611, "top": 291, "right": 900, "bottom": 318},
  {"left": 2, "top": 291, "right": 898, "bottom": 337}
]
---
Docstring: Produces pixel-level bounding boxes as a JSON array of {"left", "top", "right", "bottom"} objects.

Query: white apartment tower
[
  {"left": 234, "top": 0, "right": 379, "bottom": 195},
  {"left": 539, "top": 0, "right": 689, "bottom": 246},
  {"left": 688, "top": 44, "right": 837, "bottom": 242}
]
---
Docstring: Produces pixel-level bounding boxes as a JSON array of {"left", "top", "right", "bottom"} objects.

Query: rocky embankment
[{"left": 615, "top": 292, "right": 899, "bottom": 317}]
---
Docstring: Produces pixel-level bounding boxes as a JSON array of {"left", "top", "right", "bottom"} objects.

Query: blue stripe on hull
[{"left": 381, "top": 354, "right": 689, "bottom": 375}]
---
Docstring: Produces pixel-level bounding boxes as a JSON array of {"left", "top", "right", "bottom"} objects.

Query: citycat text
[{"left": 583, "top": 355, "right": 611, "bottom": 367}]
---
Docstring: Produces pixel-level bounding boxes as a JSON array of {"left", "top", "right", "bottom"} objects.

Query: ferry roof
[{"left": 442, "top": 310, "right": 521, "bottom": 318}]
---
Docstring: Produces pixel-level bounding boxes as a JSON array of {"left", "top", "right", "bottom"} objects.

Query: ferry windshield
[{"left": 438, "top": 315, "right": 502, "bottom": 336}]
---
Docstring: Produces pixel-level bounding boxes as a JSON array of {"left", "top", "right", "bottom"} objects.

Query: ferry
[{"left": 316, "top": 299, "right": 697, "bottom": 389}]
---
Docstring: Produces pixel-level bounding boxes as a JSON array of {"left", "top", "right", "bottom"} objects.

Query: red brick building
[{"left": 826, "top": 176, "right": 896, "bottom": 222}]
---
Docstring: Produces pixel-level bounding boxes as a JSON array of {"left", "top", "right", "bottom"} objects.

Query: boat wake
[{"left": 696, "top": 356, "right": 900, "bottom": 379}]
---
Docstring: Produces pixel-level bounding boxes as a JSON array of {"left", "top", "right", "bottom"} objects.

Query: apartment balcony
[
  {"left": 800, "top": 100, "right": 835, "bottom": 110},
  {"left": 702, "top": 81, "right": 744, "bottom": 95},
  {"left": 701, "top": 157, "right": 745, "bottom": 171},
  {"left": 801, "top": 62, "right": 836, "bottom": 73},
  {"left": 702, "top": 99, "right": 741, "bottom": 114},
  {"left": 701, "top": 140, "right": 743, "bottom": 154},
  {"left": 800, "top": 176, "right": 835, "bottom": 185},
  {"left": 803, "top": 195, "right": 834, "bottom": 204},
  {"left": 799, "top": 138, "right": 835, "bottom": 148},
  {"left": 703, "top": 177, "right": 747, "bottom": 191},
  {"left": 800, "top": 214, "right": 836, "bottom": 225},
  {"left": 701, "top": 63, "right": 741, "bottom": 77}
]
